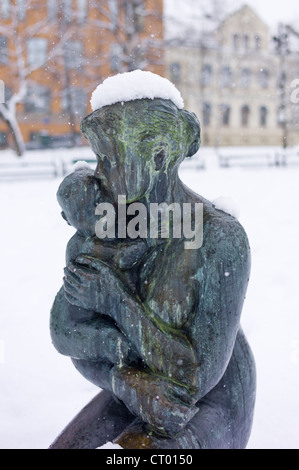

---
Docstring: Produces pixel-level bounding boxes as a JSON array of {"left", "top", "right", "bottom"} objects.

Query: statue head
[
  {"left": 81, "top": 72, "right": 201, "bottom": 203},
  {"left": 57, "top": 168, "right": 101, "bottom": 237}
]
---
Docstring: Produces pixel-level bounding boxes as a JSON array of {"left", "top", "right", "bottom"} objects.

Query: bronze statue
[{"left": 50, "top": 74, "right": 256, "bottom": 449}]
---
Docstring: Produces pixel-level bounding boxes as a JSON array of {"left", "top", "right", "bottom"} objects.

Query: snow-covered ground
[{"left": 0, "top": 147, "right": 298, "bottom": 449}]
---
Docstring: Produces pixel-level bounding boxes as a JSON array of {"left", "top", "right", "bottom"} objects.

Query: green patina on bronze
[{"left": 50, "top": 98, "right": 256, "bottom": 449}]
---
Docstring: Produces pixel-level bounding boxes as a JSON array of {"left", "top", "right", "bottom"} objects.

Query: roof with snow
[{"left": 90, "top": 70, "right": 184, "bottom": 111}]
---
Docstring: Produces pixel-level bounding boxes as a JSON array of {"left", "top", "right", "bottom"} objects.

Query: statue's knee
[{"left": 71, "top": 358, "right": 113, "bottom": 391}]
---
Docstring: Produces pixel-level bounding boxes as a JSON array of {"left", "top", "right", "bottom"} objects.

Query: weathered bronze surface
[{"left": 50, "top": 98, "right": 256, "bottom": 449}]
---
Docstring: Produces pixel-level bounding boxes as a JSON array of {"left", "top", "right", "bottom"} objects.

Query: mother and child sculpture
[{"left": 50, "top": 70, "right": 256, "bottom": 449}]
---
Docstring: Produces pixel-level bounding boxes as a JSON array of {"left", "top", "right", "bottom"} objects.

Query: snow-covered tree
[
  {"left": 0, "top": 0, "right": 164, "bottom": 156},
  {"left": 274, "top": 23, "right": 299, "bottom": 148},
  {"left": 0, "top": 1, "right": 83, "bottom": 155},
  {"left": 88, "top": 0, "right": 164, "bottom": 73}
]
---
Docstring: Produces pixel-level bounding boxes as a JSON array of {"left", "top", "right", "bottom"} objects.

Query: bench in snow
[
  {"left": 278, "top": 148, "right": 299, "bottom": 166},
  {"left": 180, "top": 152, "right": 205, "bottom": 170},
  {"left": 0, "top": 159, "right": 61, "bottom": 180},
  {"left": 218, "top": 151, "right": 275, "bottom": 168}
]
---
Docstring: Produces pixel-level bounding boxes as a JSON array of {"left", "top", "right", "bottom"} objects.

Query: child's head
[{"left": 57, "top": 167, "right": 101, "bottom": 237}]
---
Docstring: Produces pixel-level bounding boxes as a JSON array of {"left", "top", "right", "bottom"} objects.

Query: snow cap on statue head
[{"left": 90, "top": 70, "right": 184, "bottom": 111}]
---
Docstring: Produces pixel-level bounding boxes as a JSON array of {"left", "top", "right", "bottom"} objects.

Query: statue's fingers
[
  {"left": 64, "top": 267, "right": 80, "bottom": 284},
  {"left": 64, "top": 277, "right": 89, "bottom": 299},
  {"left": 64, "top": 270, "right": 85, "bottom": 290},
  {"left": 68, "top": 263, "right": 93, "bottom": 285},
  {"left": 63, "top": 277, "right": 78, "bottom": 294},
  {"left": 76, "top": 255, "right": 105, "bottom": 272},
  {"left": 166, "top": 382, "right": 194, "bottom": 406},
  {"left": 67, "top": 263, "right": 86, "bottom": 278},
  {"left": 64, "top": 289, "right": 81, "bottom": 307}
]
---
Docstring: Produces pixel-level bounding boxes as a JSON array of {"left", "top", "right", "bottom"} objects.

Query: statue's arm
[
  {"left": 51, "top": 234, "right": 139, "bottom": 366},
  {"left": 64, "top": 256, "right": 199, "bottom": 392},
  {"left": 63, "top": 257, "right": 201, "bottom": 436},
  {"left": 50, "top": 287, "right": 138, "bottom": 366}
]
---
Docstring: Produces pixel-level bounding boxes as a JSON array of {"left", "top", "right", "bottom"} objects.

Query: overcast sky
[
  {"left": 238, "top": 0, "right": 299, "bottom": 27},
  {"left": 164, "top": 0, "right": 299, "bottom": 31}
]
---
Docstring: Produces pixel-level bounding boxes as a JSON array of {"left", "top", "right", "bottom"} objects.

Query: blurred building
[
  {"left": 166, "top": 5, "right": 299, "bottom": 147},
  {"left": 0, "top": 0, "right": 164, "bottom": 151}
]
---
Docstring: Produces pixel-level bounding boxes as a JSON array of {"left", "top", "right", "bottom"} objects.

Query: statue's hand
[
  {"left": 63, "top": 256, "right": 121, "bottom": 313},
  {"left": 111, "top": 367, "right": 198, "bottom": 437},
  {"left": 63, "top": 262, "right": 100, "bottom": 312}
]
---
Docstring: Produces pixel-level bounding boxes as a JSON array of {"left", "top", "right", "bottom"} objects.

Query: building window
[
  {"left": 1, "top": 0, "right": 10, "bottom": 19},
  {"left": 278, "top": 70, "right": 287, "bottom": 88},
  {"left": 220, "top": 66, "right": 232, "bottom": 88},
  {"left": 291, "top": 105, "right": 299, "bottom": 126},
  {"left": 260, "top": 106, "right": 268, "bottom": 127},
  {"left": 4, "top": 85, "right": 12, "bottom": 102},
  {"left": 203, "top": 102, "right": 212, "bottom": 126},
  {"left": 0, "top": 131, "right": 7, "bottom": 147},
  {"left": 240, "top": 68, "right": 251, "bottom": 88},
  {"left": 201, "top": 64, "right": 212, "bottom": 86},
  {"left": 0, "top": 36, "right": 8, "bottom": 64},
  {"left": 255, "top": 35, "right": 261, "bottom": 51},
  {"left": 48, "top": 0, "right": 56, "bottom": 21},
  {"left": 220, "top": 104, "right": 231, "bottom": 126},
  {"left": 108, "top": 0, "right": 118, "bottom": 28},
  {"left": 125, "top": 1, "right": 144, "bottom": 32},
  {"left": 27, "top": 38, "right": 47, "bottom": 68},
  {"left": 110, "top": 43, "right": 122, "bottom": 72},
  {"left": 259, "top": 69, "right": 269, "bottom": 88},
  {"left": 233, "top": 33, "right": 240, "bottom": 51},
  {"left": 17, "top": 0, "right": 25, "bottom": 20},
  {"left": 241, "top": 105, "right": 250, "bottom": 127},
  {"left": 61, "top": 87, "right": 87, "bottom": 120},
  {"left": 244, "top": 34, "right": 249, "bottom": 52},
  {"left": 77, "top": 0, "right": 87, "bottom": 23},
  {"left": 170, "top": 62, "right": 181, "bottom": 83},
  {"left": 25, "top": 84, "right": 51, "bottom": 114},
  {"left": 62, "top": 0, "right": 72, "bottom": 23},
  {"left": 64, "top": 40, "right": 83, "bottom": 69}
]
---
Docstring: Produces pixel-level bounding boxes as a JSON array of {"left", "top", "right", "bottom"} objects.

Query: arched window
[
  {"left": 244, "top": 34, "right": 249, "bottom": 52},
  {"left": 241, "top": 105, "right": 250, "bottom": 127},
  {"left": 220, "top": 104, "right": 231, "bottom": 126},
  {"left": 260, "top": 106, "right": 268, "bottom": 127},
  {"left": 233, "top": 33, "right": 240, "bottom": 51},
  {"left": 255, "top": 35, "right": 261, "bottom": 51}
]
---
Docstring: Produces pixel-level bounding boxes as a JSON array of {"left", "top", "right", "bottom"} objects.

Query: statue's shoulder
[{"left": 202, "top": 198, "right": 250, "bottom": 263}]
